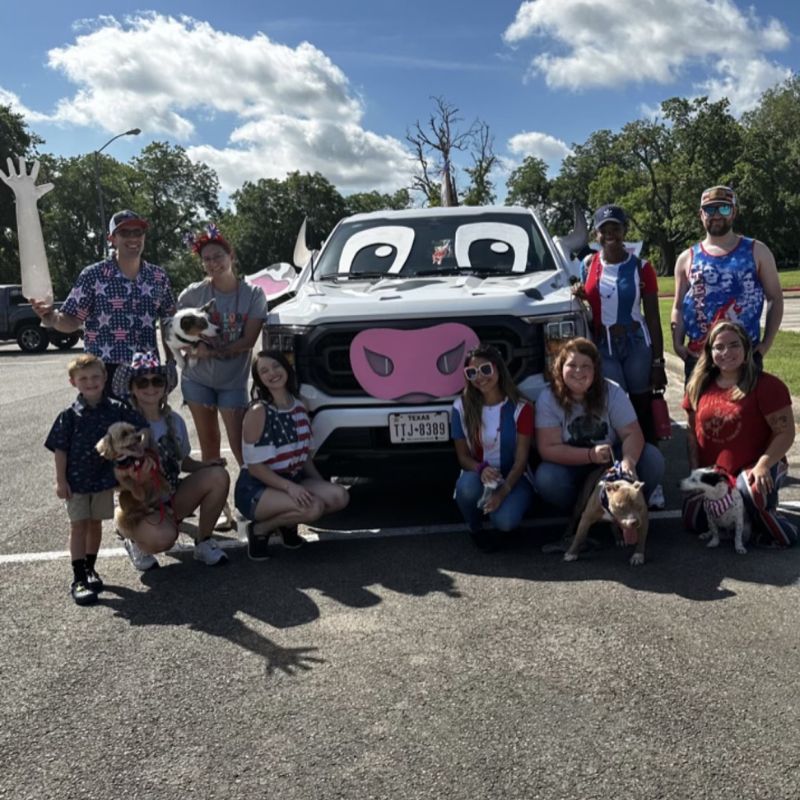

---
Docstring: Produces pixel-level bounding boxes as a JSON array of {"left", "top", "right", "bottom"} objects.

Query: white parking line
[
  {"left": 0, "top": 509, "right": 687, "bottom": 564},
  {"left": 2, "top": 504, "right": 798, "bottom": 566}
]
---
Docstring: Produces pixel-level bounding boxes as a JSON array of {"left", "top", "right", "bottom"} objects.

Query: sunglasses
[
  {"left": 133, "top": 375, "right": 167, "bottom": 389},
  {"left": 464, "top": 363, "right": 494, "bottom": 381},
  {"left": 701, "top": 204, "right": 733, "bottom": 218},
  {"left": 116, "top": 228, "right": 147, "bottom": 238}
]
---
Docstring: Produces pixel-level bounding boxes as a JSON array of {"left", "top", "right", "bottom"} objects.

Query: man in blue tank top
[{"left": 671, "top": 185, "right": 783, "bottom": 381}]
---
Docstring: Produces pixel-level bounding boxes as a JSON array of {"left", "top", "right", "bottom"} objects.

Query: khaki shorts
[{"left": 66, "top": 489, "right": 115, "bottom": 522}]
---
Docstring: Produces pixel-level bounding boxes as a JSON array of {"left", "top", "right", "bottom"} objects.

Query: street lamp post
[{"left": 93, "top": 128, "right": 141, "bottom": 258}]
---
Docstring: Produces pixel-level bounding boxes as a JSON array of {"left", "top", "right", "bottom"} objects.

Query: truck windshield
[{"left": 314, "top": 211, "right": 557, "bottom": 279}]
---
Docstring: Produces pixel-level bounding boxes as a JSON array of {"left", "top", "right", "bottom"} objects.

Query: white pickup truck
[{"left": 258, "top": 205, "right": 589, "bottom": 477}]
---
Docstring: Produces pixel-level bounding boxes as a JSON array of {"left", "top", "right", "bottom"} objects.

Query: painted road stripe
[{"left": 1, "top": 503, "right": 798, "bottom": 566}]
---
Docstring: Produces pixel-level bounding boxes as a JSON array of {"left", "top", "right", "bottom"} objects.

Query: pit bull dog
[{"left": 565, "top": 464, "right": 649, "bottom": 566}]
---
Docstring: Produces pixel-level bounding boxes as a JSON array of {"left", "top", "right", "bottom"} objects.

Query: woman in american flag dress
[{"left": 234, "top": 350, "right": 350, "bottom": 560}]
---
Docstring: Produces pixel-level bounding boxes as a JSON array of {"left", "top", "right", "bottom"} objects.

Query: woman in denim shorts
[
  {"left": 235, "top": 351, "right": 350, "bottom": 560},
  {"left": 178, "top": 225, "right": 268, "bottom": 470}
]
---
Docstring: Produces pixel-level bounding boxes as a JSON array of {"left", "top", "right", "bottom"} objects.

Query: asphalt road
[{"left": 2, "top": 342, "right": 800, "bottom": 800}]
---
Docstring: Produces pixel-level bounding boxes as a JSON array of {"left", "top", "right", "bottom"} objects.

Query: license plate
[{"left": 389, "top": 411, "right": 450, "bottom": 444}]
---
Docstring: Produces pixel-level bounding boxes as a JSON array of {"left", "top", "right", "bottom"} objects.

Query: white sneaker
[
  {"left": 122, "top": 537, "right": 159, "bottom": 571},
  {"left": 193, "top": 537, "right": 228, "bottom": 566},
  {"left": 648, "top": 484, "right": 666, "bottom": 510}
]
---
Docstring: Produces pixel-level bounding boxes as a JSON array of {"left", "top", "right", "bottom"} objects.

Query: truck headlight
[{"left": 263, "top": 324, "right": 312, "bottom": 364}]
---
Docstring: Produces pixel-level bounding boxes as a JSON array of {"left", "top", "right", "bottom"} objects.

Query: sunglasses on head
[
  {"left": 464, "top": 363, "right": 495, "bottom": 381},
  {"left": 701, "top": 204, "right": 733, "bottom": 218},
  {"left": 133, "top": 375, "right": 166, "bottom": 389}
]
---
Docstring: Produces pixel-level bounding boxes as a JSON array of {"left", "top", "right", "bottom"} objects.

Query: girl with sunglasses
[
  {"left": 111, "top": 352, "right": 231, "bottom": 570},
  {"left": 451, "top": 344, "right": 534, "bottom": 550}
]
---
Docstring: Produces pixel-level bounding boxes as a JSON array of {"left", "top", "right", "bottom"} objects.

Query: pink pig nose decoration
[{"left": 350, "top": 323, "right": 480, "bottom": 402}]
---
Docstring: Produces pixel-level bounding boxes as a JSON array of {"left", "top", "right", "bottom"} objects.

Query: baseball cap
[
  {"left": 700, "top": 185, "right": 737, "bottom": 207},
  {"left": 593, "top": 204, "right": 628, "bottom": 230},
  {"left": 108, "top": 209, "right": 149, "bottom": 237}
]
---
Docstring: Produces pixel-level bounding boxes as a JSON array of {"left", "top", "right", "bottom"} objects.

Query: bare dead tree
[
  {"left": 461, "top": 121, "right": 497, "bottom": 206},
  {"left": 407, "top": 97, "right": 478, "bottom": 207}
]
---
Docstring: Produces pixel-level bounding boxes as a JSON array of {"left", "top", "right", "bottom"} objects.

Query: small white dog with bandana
[{"left": 680, "top": 467, "right": 751, "bottom": 554}]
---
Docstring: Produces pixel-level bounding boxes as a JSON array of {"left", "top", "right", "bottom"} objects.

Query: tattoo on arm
[{"left": 766, "top": 410, "right": 793, "bottom": 434}]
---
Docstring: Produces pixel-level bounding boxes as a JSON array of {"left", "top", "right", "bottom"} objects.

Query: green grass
[
  {"left": 656, "top": 268, "right": 800, "bottom": 298},
  {"left": 657, "top": 298, "right": 800, "bottom": 396}
]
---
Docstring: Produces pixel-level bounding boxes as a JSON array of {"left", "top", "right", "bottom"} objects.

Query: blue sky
[{"left": 2, "top": 0, "right": 799, "bottom": 201}]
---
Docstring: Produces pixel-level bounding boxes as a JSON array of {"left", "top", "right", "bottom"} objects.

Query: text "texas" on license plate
[{"left": 389, "top": 411, "right": 449, "bottom": 444}]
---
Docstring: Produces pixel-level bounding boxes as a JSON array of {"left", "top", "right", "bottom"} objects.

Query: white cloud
[
  {"left": 189, "top": 116, "right": 412, "bottom": 194},
  {"left": 505, "top": 130, "right": 571, "bottom": 176},
  {"left": 503, "top": 0, "right": 791, "bottom": 113},
  {"left": 698, "top": 57, "right": 792, "bottom": 113},
  {"left": 0, "top": 88, "right": 51, "bottom": 124},
  {"left": 508, "top": 131, "right": 571, "bottom": 162},
  {"left": 26, "top": 13, "right": 413, "bottom": 193}
]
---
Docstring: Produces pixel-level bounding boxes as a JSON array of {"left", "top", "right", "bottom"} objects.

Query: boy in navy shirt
[{"left": 45, "top": 354, "right": 142, "bottom": 605}]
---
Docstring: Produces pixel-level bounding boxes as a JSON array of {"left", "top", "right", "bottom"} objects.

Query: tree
[
  {"left": 0, "top": 106, "right": 44, "bottom": 285},
  {"left": 345, "top": 189, "right": 410, "bottom": 215},
  {"left": 130, "top": 142, "right": 221, "bottom": 289},
  {"left": 230, "top": 171, "right": 347, "bottom": 272},
  {"left": 407, "top": 97, "right": 492, "bottom": 207},
  {"left": 505, "top": 155, "right": 550, "bottom": 214},
  {"left": 461, "top": 122, "right": 497, "bottom": 206},
  {"left": 736, "top": 76, "right": 800, "bottom": 268}
]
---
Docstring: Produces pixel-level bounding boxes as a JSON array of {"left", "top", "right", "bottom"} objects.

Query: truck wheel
[
  {"left": 50, "top": 332, "right": 81, "bottom": 350},
  {"left": 16, "top": 324, "right": 49, "bottom": 353}
]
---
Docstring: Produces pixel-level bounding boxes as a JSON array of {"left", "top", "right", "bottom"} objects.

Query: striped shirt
[{"left": 242, "top": 399, "right": 312, "bottom": 476}]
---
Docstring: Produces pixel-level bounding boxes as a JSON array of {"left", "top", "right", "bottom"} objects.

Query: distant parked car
[{"left": 0, "top": 284, "right": 81, "bottom": 352}]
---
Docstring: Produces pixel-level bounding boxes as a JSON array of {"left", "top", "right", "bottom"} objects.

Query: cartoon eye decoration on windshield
[
  {"left": 454, "top": 222, "right": 529, "bottom": 273},
  {"left": 338, "top": 226, "right": 414, "bottom": 275}
]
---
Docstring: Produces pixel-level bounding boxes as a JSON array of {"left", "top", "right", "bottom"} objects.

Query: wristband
[
  {"left": 587, "top": 448, "right": 593, "bottom": 464},
  {"left": 475, "top": 460, "right": 489, "bottom": 475}
]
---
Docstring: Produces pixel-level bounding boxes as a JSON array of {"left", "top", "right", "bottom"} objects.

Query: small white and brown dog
[
  {"left": 565, "top": 464, "right": 649, "bottom": 566},
  {"left": 165, "top": 301, "right": 219, "bottom": 370},
  {"left": 680, "top": 467, "right": 750, "bottom": 554}
]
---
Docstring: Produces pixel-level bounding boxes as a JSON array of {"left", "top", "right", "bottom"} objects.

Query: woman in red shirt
[{"left": 682, "top": 321, "right": 796, "bottom": 546}]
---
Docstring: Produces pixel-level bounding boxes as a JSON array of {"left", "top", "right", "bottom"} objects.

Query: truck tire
[
  {"left": 50, "top": 332, "right": 81, "bottom": 350},
  {"left": 16, "top": 324, "right": 49, "bottom": 353}
]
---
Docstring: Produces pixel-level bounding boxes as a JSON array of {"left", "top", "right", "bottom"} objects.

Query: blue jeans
[
  {"left": 454, "top": 471, "right": 534, "bottom": 533},
  {"left": 599, "top": 327, "right": 652, "bottom": 394},
  {"left": 533, "top": 443, "right": 665, "bottom": 511}
]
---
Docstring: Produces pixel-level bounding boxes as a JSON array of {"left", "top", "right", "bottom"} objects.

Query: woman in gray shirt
[{"left": 179, "top": 225, "right": 268, "bottom": 469}]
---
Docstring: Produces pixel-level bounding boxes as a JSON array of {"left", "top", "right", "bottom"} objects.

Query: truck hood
[{"left": 270, "top": 271, "right": 577, "bottom": 325}]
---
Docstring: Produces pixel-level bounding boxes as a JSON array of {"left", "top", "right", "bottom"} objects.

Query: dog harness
[{"left": 598, "top": 462, "right": 635, "bottom": 514}]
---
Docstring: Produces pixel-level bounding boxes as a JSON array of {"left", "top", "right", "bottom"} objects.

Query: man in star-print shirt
[{"left": 32, "top": 210, "right": 176, "bottom": 394}]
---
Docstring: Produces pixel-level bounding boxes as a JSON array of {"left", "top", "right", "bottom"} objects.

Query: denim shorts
[
  {"left": 181, "top": 376, "right": 249, "bottom": 409},
  {"left": 234, "top": 468, "right": 304, "bottom": 520}
]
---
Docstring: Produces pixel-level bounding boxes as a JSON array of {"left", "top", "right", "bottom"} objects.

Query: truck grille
[{"left": 293, "top": 317, "right": 546, "bottom": 396}]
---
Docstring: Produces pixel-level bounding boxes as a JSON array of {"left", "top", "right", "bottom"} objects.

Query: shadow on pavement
[{"left": 97, "top": 506, "right": 799, "bottom": 678}]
